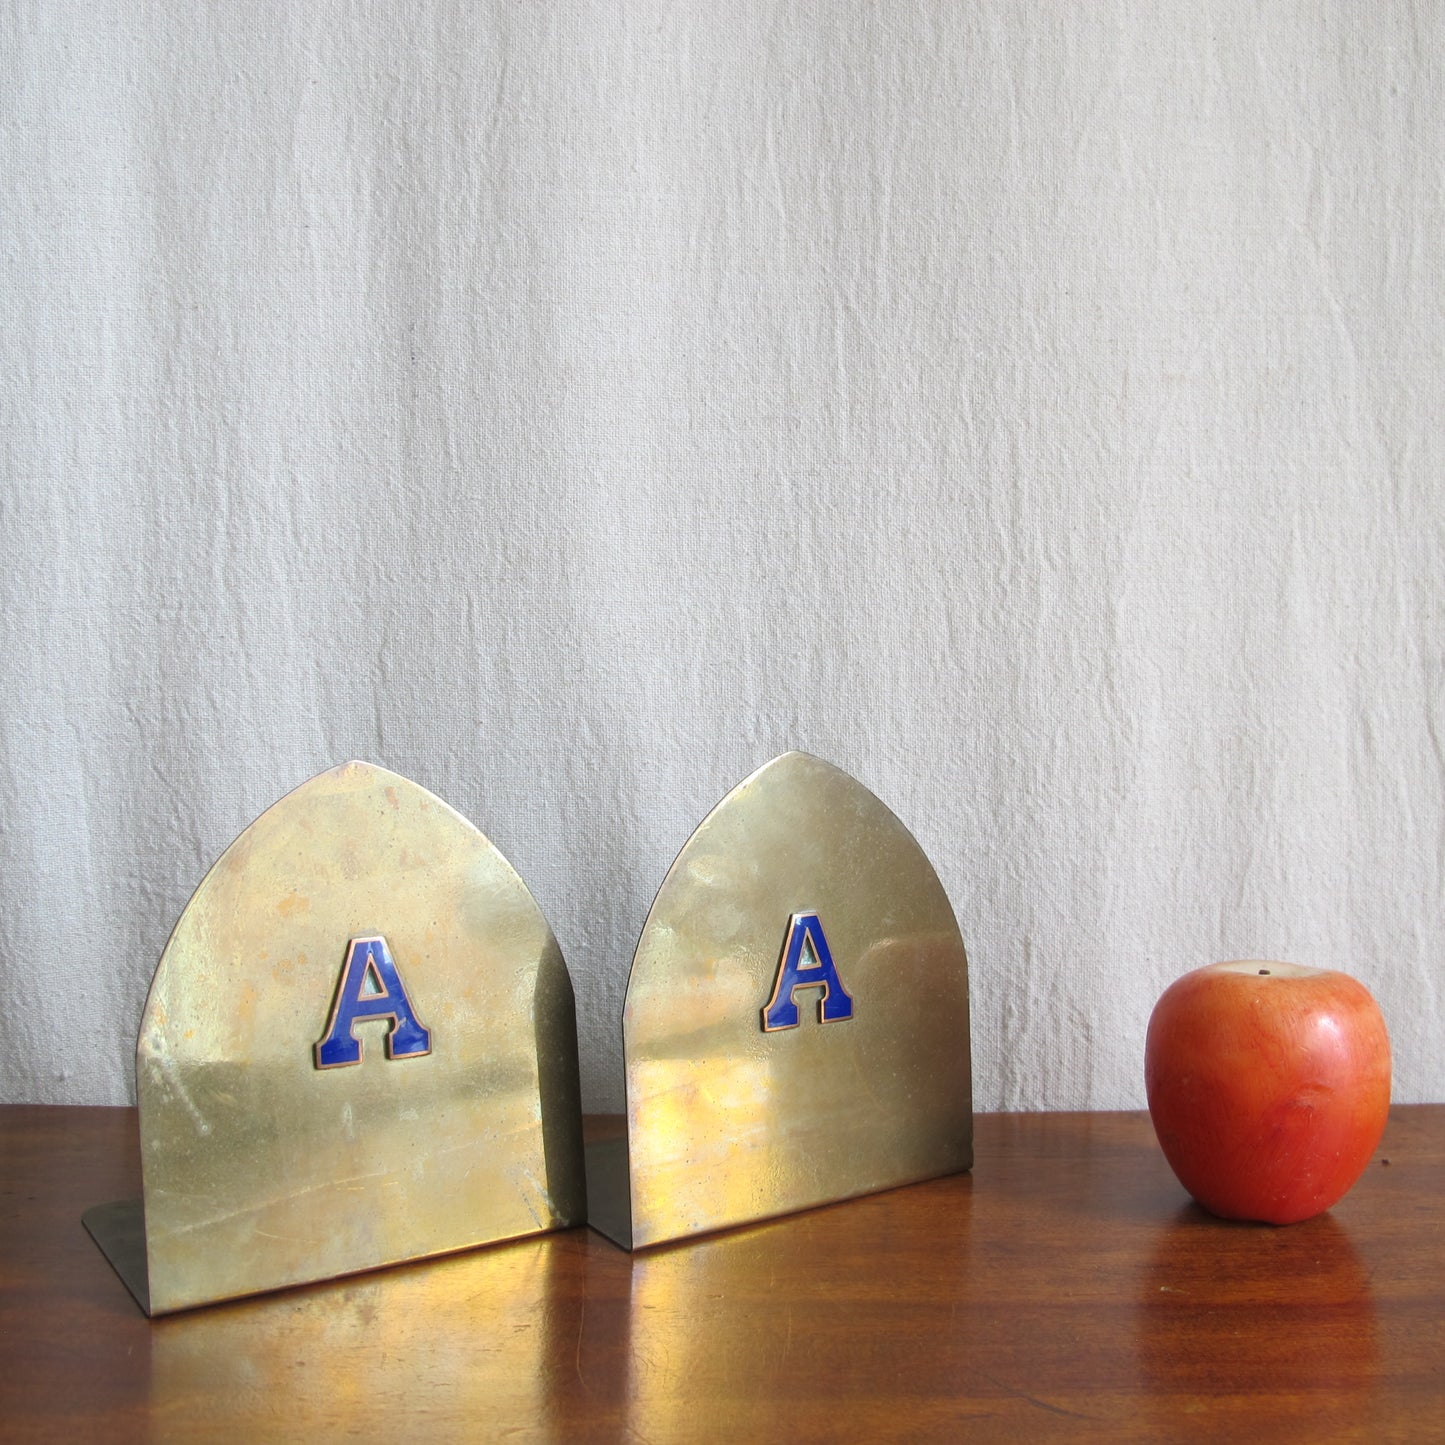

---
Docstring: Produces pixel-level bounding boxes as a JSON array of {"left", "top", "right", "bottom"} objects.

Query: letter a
[
  {"left": 314, "top": 935, "right": 432, "bottom": 1069},
  {"left": 761, "top": 912, "right": 854, "bottom": 1032}
]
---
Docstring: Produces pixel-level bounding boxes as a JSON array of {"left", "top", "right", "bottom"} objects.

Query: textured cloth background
[{"left": 3, "top": 2, "right": 1442, "bottom": 1112}]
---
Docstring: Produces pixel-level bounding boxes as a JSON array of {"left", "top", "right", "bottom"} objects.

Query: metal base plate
[
  {"left": 582, "top": 1135, "right": 633, "bottom": 1249},
  {"left": 82, "top": 1199, "right": 151, "bottom": 1315}
]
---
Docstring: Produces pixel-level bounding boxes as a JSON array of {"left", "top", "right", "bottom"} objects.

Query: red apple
[{"left": 1145, "top": 960, "right": 1391, "bottom": 1224}]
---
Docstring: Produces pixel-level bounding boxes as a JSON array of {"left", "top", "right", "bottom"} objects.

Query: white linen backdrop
[{"left": 3, "top": 2, "right": 1442, "bottom": 1112}]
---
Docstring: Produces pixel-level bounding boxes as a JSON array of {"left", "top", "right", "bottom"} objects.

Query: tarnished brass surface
[
  {"left": 118, "top": 761, "right": 584, "bottom": 1314},
  {"left": 594, "top": 751, "right": 972, "bottom": 1249}
]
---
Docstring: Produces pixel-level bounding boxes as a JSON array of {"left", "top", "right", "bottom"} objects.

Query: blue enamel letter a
[
  {"left": 761, "top": 912, "right": 854, "bottom": 1032},
  {"left": 314, "top": 936, "right": 431, "bottom": 1069}
]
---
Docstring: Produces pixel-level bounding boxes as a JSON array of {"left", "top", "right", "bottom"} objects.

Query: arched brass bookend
[
  {"left": 84, "top": 761, "right": 585, "bottom": 1314},
  {"left": 585, "top": 751, "right": 972, "bottom": 1250}
]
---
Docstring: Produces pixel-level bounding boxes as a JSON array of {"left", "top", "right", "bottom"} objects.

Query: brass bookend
[
  {"left": 85, "top": 761, "right": 585, "bottom": 1314},
  {"left": 585, "top": 751, "right": 972, "bottom": 1250}
]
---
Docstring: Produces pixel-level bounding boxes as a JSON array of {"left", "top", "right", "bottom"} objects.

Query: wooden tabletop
[{"left": 1, "top": 1104, "right": 1440, "bottom": 1442}]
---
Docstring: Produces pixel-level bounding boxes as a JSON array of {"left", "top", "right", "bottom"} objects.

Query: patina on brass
[
  {"left": 84, "top": 761, "right": 585, "bottom": 1314},
  {"left": 585, "top": 751, "right": 972, "bottom": 1250}
]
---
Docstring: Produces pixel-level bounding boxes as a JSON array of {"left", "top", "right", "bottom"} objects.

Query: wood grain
[{"left": 1, "top": 1104, "right": 1440, "bottom": 1442}]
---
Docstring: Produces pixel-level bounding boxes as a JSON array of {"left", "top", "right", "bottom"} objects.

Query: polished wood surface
[{"left": 2, "top": 1104, "right": 1441, "bottom": 1442}]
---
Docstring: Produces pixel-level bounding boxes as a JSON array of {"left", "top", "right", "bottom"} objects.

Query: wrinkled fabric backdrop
[{"left": 3, "top": 2, "right": 1442, "bottom": 1111}]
